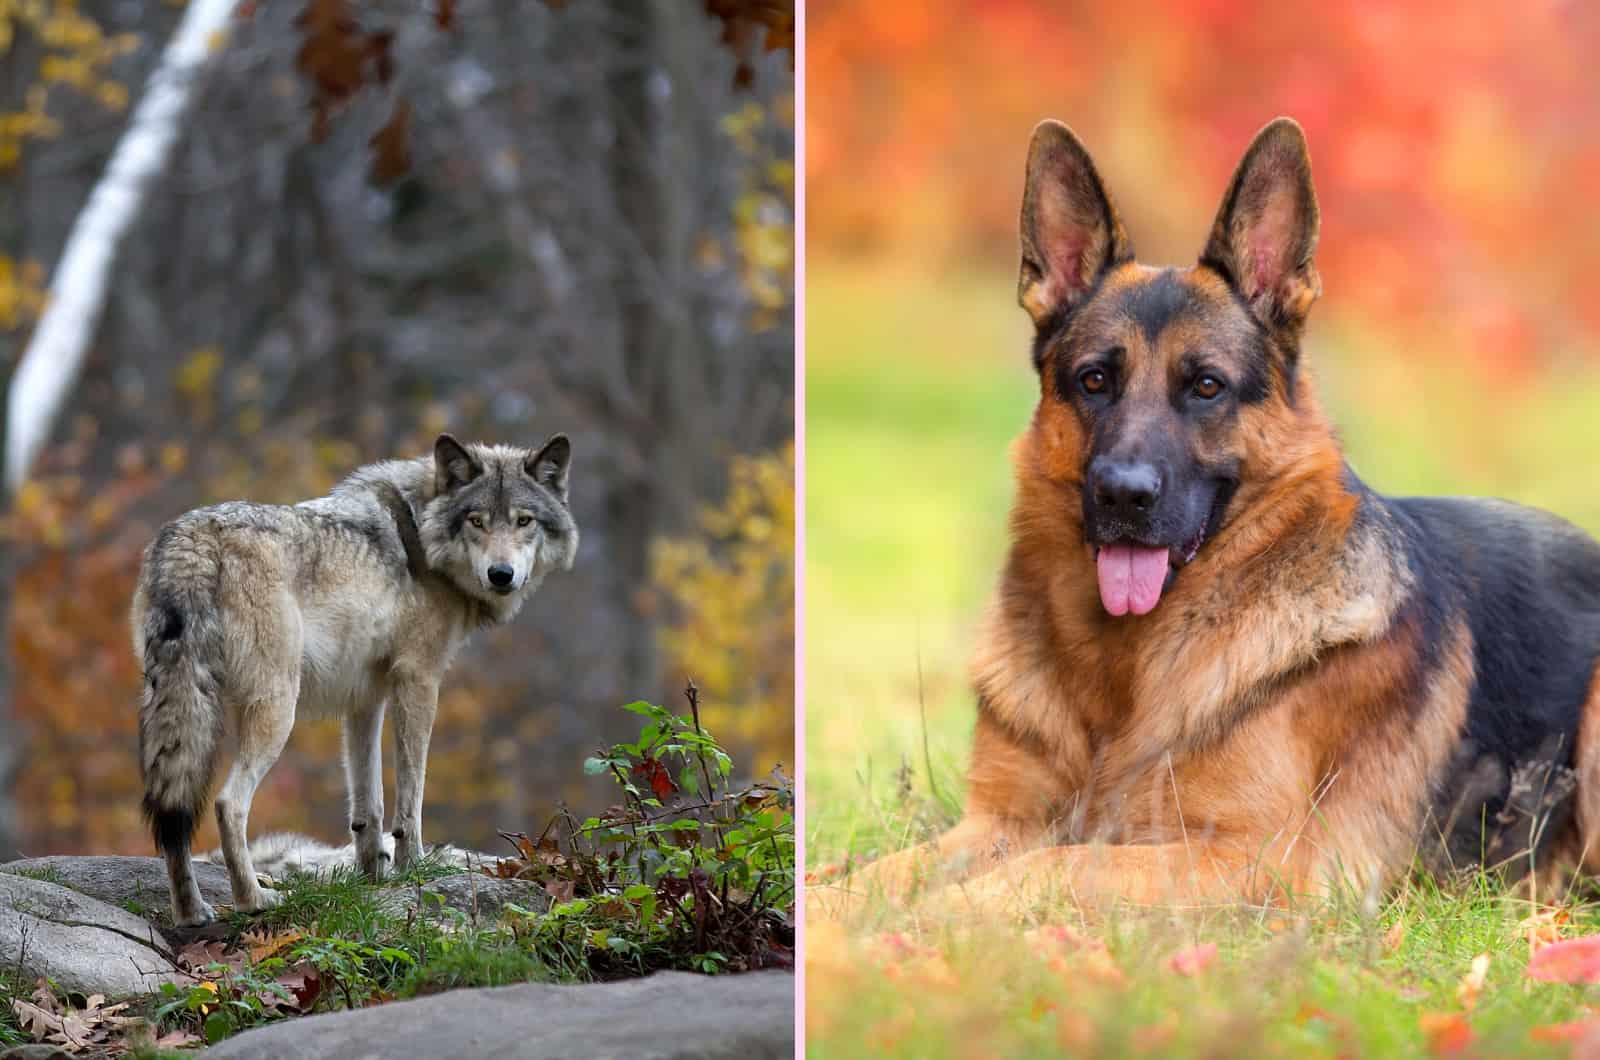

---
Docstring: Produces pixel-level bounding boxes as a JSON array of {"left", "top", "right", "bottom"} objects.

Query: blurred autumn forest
[{"left": 0, "top": 0, "right": 794, "bottom": 859}]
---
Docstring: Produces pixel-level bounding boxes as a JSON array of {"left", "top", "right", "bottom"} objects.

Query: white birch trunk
[{"left": 5, "top": 0, "right": 238, "bottom": 489}]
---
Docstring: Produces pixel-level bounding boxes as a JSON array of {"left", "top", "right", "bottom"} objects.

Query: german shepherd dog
[{"left": 812, "top": 118, "right": 1600, "bottom": 918}]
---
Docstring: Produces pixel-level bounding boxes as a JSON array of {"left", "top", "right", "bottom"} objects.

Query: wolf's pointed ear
[
  {"left": 434, "top": 434, "right": 482, "bottom": 493},
  {"left": 526, "top": 434, "right": 571, "bottom": 501},
  {"left": 1018, "top": 120, "right": 1133, "bottom": 330},
  {"left": 1200, "top": 118, "right": 1321, "bottom": 334}
]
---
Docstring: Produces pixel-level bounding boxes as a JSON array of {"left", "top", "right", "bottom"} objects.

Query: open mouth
[
  {"left": 1093, "top": 535, "right": 1194, "bottom": 617},
  {"left": 1091, "top": 488, "right": 1227, "bottom": 617}
]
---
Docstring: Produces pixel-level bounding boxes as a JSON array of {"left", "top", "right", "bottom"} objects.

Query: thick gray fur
[{"left": 134, "top": 434, "right": 577, "bottom": 925}]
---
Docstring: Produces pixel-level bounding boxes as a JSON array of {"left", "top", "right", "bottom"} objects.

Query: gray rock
[
  {"left": 0, "top": 856, "right": 233, "bottom": 925},
  {"left": 0, "top": 874, "right": 184, "bottom": 997},
  {"left": 202, "top": 970, "right": 794, "bottom": 1060},
  {"left": 0, "top": 853, "right": 547, "bottom": 922},
  {"left": 0, "top": 1045, "right": 75, "bottom": 1060}
]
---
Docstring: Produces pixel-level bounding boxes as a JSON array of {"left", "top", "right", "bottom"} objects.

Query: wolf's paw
[
  {"left": 392, "top": 835, "right": 421, "bottom": 872},
  {"left": 174, "top": 899, "right": 217, "bottom": 927},
  {"left": 358, "top": 850, "right": 390, "bottom": 882},
  {"left": 237, "top": 887, "right": 282, "bottom": 915}
]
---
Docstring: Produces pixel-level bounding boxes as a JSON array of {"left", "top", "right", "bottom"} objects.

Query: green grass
[{"left": 804, "top": 262, "right": 1600, "bottom": 1057}]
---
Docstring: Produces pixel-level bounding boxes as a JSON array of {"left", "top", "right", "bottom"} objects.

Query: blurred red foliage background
[{"left": 808, "top": 0, "right": 1600, "bottom": 373}]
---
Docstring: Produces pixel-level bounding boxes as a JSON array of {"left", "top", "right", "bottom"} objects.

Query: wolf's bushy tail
[{"left": 137, "top": 537, "right": 226, "bottom": 858}]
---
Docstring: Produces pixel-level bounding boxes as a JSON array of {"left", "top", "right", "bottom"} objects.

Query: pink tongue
[{"left": 1096, "top": 544, "right": 1171, "bottom": 617}]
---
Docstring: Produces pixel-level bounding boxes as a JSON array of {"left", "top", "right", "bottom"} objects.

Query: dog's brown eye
[
  {"left": 468, "top": 514, "right": 485, "bottom": 530},
  {"left": 516, "top": 515, "right": 533, "bottom": 528},
  {"left": 1079, "top": 368, "right": 1108, "bottom": 395},
  {"left": 1193, "top": 375, "right": 1225, "bottom": 400}
]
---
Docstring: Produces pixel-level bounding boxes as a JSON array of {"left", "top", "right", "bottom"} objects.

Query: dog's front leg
[
  {"left": 344, "top": 700, "right": 388, "bottom": 879},
  {"left": 389, "top": 673, "right": 439, "bottom": 872},
  {"left": 807, "top": 815, "right": 1049, "bottom": 922},
  {"left": 920, "top": 840, "right": 1276, "bottom": 918}
]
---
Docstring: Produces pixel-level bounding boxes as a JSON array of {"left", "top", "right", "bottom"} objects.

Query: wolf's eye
[
  {"left": 1078, "top": 368, "right": 1109, "bottom": 396},
  {"left": 1193, "top": 375, "right": 1225, "bottom": 400},
  {"left": 467, "top": 514, "right": 485, "bottom": 530},
  {"left": 516, "top": 515, "right": 533, "bottom": 528}
]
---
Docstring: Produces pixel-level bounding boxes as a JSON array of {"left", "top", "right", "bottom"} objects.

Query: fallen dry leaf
[
  {"left": 1132, "top": 1010, "right": 1180, "bottom": 1052},
  {"left": 1519, "top": 907, "right": 1570, "bottom": 957},
  {"left": 1169, "top": 942, "right": 1218, "bottom": 977},
  {"left": 10, "top": 987, "right": 136, "bottom": 1052},
  {"left": 1420, "top": 1011, "right": 1475, "bottom": 1057},
  {"left": 1025, "top": 924, "right": 1125, "bottom": 987},
  {"left": 1383, "top": 919, "right": 1407, "bottom": 952},
  {"left": 1528, "top": 935, "right": 1600, "bottom": 983},
  {"left": 1456, "top": 952, "right": 1490, "bottom": 1009},
  {"left": 242, "top": 926, "right": 305, "bottom": 964},
  {"left": 155, "top": 1028, "right": 205, "bottom": 1048}
]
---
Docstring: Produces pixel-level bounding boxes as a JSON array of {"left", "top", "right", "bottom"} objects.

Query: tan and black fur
[
  {"left": 136, "top": 434, "right": 577, "bottom": 925},
  {"left": 814, "top": 118, "right": 1600, "bottom": 918}
]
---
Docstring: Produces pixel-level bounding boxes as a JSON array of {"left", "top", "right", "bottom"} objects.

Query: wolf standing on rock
[{"left": 134, "top": 434, "right": 578, "bottom": 926}]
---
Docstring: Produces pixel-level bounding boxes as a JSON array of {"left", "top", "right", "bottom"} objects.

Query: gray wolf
[
  {"left": 814, "top": 118, "right": 1600, "bottom": 918},
  {"left": 197, "top": 832, "right": 482, "bottom": 879},
  {"left": 136, "top": 433, "right": 577, "bottom": 925}
]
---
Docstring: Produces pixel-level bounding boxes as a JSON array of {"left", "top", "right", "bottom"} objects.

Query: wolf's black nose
[
  {"left": 1090, "top": 458, "right": 1162, "bottom": 518},
  {"left": 487, "top": 564, "right": 515, "bottom": 588}
]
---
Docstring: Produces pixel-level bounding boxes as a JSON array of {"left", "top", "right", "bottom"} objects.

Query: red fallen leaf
[
  {"left": 1530, "top": 1019, "right": 1600, "bottom": 1042},
  {"left": 1168, "top": 942, "right": 1218, "bottom": 977},
  {"left": 434, "top": 0, "right": 455, "bottom": 30},
  {"left": 1528, "top": 935, "right": 1600, "bottom": 983},
  {"left": 633, "top": 755, "right": 678, "bottom": 802},
  {"left": 368, "top": 98, "right": 411, "bottom": 186},
  {"left": 544, "top": 878, "right": 576, "bottom": 904},
  {"left": 1132, "top": 1012, "right": 1179, "bottom": 1052},
  {"left": 1420, "top": 1011, "right": 1474, "bottom": 1057},
  {"left": 285, "top": 967, "right": 324, "bottom": 1011}
]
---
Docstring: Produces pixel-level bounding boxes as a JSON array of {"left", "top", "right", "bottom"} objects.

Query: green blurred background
[{"left": 805, "top": 0, "right": 1600, "bottom": 864}]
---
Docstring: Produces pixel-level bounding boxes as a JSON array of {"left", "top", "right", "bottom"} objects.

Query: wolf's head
[
  {"left": 1013, "top": 117, "right": 1340, "bottom": 618},
  {"left": 419, "top": 434, "right": 579, "bottom": 620}
]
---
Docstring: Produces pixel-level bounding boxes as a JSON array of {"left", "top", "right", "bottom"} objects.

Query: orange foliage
[{"left": 808, "top": 0, "right": 1600, "bottom": 372}]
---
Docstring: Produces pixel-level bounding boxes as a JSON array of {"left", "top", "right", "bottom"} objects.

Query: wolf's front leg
[
  {"left": 389, "top": 674, "right": 439, "bottom": 872},
  {"left": 344, "top": 700, "right": 389, "bottom": 879}
]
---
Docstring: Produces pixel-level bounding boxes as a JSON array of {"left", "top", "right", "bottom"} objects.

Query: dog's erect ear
[
  {"left": 434, "top": 434, "right": 482, "bottom": 493},
  {"left": 1018, "top": 120, "right": 1133, "bottom": 330},
  {"left": 1200, "top": 118, "right": 1321, "bottom": 334},
  {"left": 526, "top": 434, "right": 571, "bottom": 501}
]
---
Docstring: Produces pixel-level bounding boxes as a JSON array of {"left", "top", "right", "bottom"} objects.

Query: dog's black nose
[
  {"left": 487, "top": 564, "right": 515, "bottom": 588},
  {"left": 1090, "top": 458, "right": 1162, "bottom": 519}
]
